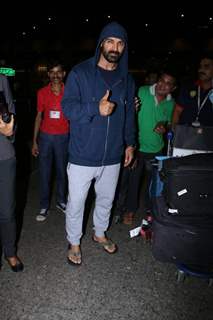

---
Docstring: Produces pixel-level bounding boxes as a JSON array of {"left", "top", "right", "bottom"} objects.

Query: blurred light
[
  {"left": 209, "top": 17, "right": 213, "bottom": 22},
  {"left": 48, "top": 17, "right": 52, "bottom": 21},
  {"left": 85, "top": 18, "right": 89, "bottom": 22},
  {"left": 22, "top": 32, "right": 26, "bottom": 36},
  {"left": 33, "top": 26, "right": 36, "bottom": 30},
  {"left": 107, "top": 15, "right": 111, "bottom": 19},
  {"left": 180, "top": 13, "right": 184, "bottom": 18},
  {"left": 0, "top": 67, "right": 15, "bottom": 76},
  {"left": 145, "top": 23, "right": 149, "bottom": 27},
  {"left": 37, "top": 65, "right": 47, "bottom": 72}
]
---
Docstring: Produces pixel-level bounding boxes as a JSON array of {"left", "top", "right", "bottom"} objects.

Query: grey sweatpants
[{"left": 66, "top": 163, "right": 120, "bottom": 245}]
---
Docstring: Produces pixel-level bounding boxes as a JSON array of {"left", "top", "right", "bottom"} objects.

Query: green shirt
[{"left": 137, "top": 85, "right": 175, "bottom": 153}]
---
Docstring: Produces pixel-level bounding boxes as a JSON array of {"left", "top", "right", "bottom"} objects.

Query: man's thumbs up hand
[
  {"left": 99, "top": 90, "right": 115, "bottom": 116},
  {"left": 102, "top": 89, "right": 110, "bottom": 101}
]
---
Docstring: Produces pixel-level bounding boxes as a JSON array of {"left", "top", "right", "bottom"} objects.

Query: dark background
[
  {"left": 1, "top": 5, "right": 212, "bottom": 71},
  {"left": 0, "top": 4, "right": 212, "bottom": 140}
]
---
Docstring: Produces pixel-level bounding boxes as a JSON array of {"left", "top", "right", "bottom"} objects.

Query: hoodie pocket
[{"left": 72, "top": 124, "right": 105, "bottom": 161}]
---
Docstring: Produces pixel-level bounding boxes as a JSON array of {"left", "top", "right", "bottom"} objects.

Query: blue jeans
[{"left": 39, "top": 132, "right": 69, "bottom": 209}]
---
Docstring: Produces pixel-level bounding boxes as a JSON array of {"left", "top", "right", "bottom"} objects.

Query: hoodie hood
[{"left": 94, "top": 22, "right": 128, "bottom": 75}]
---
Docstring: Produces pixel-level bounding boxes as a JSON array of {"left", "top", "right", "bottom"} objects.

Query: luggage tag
[
  {"left": 49, "top": 110, "right": 60, "bottom": 119},
  {"left": 129, "top": 226, "right": 141, "bottom": 238},
  {"left": 129, "top": 219, "right": 148, "bottom": 238},
  {"left": 168, "top": 208, "right": 179, "bottom": 215},
  {"left": 177, "top": 188, "right": 187, "bottom": 196}
]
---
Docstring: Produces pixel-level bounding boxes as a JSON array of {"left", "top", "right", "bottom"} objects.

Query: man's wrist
[{"left": 127, "top": 144, "right": 136, "bottom": 150}]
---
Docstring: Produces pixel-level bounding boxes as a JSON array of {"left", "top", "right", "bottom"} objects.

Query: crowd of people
[{"left": 0, "top": 21, "right": 213, "bottom": 270}]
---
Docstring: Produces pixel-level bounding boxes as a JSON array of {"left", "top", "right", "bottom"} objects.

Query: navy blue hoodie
[{"left": 62, "top": 22, "right": 136, "bottom": 166}]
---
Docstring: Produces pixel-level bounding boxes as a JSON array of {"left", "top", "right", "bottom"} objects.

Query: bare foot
[
  {"left": 93, "top": 235, "right": 117, "bottom": 254},
  {"left": 67, "top": 245, "right": 81, "bottom": 265}
]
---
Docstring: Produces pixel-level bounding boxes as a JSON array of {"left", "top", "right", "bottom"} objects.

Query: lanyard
[{"left": 197, "top": 86, "right": 212, "bottom": 117}]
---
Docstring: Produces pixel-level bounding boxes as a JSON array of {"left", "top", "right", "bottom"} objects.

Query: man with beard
[
  {"left": 172, "top": 54, "right": 213, "bottom": 126},
  {"left": 32, "top": 60, "right": 69, "bottom": 222},
  {"left": 62, "top": 22, "right": 136, "bottom": 265}
]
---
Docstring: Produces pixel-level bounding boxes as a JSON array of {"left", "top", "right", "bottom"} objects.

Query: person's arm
[
  {"left": 172, "top": 104, "right": 183, "bottom": 128},
  {"left": 124, "top": 145, "right": 135, "bottom": 167},
  {"left": 62, "top": 69, "right": 100, "bottom": 124},
  {"left": 1, "top": 75, "right": 15, "bottom": 113},
  {"left": 32, "top": 112, "right": 42, "bottom": 157},
  {"left": 0, "top": 115, "right": 14, "bottom": 136}
]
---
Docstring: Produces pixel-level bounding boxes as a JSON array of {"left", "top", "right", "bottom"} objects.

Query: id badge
[{"left": 49, "top": 110, "right": 60, "bottom": 119}]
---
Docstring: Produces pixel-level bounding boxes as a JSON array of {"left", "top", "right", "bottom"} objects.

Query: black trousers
[
  {"left": 114, "top": 150, "right": 162, "bottom": 216},
  {"left": 0, "top": 157, "right": 16, "bottom": 257}
]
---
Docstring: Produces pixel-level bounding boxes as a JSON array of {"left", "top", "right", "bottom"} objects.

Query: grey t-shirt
[{"left": 0, "top": 75, "right": 15, "bottom": 160}]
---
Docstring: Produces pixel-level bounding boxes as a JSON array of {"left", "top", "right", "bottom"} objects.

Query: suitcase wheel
[
  {"left": 176, "top": 270, "right": 186, "bottom": 283},
  {"left": 208, "top": 278, "right": 213, "bottom": 287}
]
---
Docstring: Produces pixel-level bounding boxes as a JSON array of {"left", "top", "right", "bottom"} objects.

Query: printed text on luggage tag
[
  {"left": 177, "top": 188, "right": 187, "bottom": 196},
  {"left": 129, "top": 226, "right": 141, "bottom": 238}
]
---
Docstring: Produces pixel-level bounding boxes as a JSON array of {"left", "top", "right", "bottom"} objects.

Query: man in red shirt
[{"left": 32, "top": 60, "right": 69, "bottom": 221}]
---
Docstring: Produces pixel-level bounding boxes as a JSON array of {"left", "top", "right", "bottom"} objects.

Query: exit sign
[{"left": 0, "top": 67, "right": 15, "bottom": 76}]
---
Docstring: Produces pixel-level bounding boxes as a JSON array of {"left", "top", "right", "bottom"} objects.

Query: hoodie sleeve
[
  {"left": 124, "top": 74, "right": 136, "bottom": 146},
  {"left": 61, "top": 69, "right": 99, "bottom": 124}
]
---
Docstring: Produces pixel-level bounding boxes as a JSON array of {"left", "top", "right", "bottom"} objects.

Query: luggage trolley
[
  {"left": 151, "top": 129, "right": 213, "bottom": 285},
  {"left": 176, "top": 264, "right": 213, "bottom": 286}
]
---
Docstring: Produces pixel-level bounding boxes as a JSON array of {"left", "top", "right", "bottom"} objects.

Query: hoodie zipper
[
  {"left": 102, "top": 116, "right": 110, "bottom": 165},
  {"left": 101, "top": 79, "right": 124, "bottom": 165}
]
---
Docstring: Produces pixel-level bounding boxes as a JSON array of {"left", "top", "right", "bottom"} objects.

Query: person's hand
[
  {"left": 0, "top": 115, "right": 14, "bottom": 136},
  {"left": 124, "top": 146, "right": 135, "bottom": 167},
  {"left": 134, "top": 96, "right": 141, "bottom": 112},
  {"left": 99, "top": 90, "right": 115, "bottom": 116},
  {"left": 32, "top": 142, "right": 39, "bottom": 157},
  {"left": 154, "top": 123, "right": 166, "bottom": 134}
]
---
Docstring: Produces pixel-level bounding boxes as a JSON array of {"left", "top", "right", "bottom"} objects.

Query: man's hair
[
  {"left": 199, "top": 52, "right": 213, "bottom": 61},
  {"left": 159, "top": 68, "right": 177, "bottom": 85},
  {"left": 47, "top": 59, "right": 65, "bottom": 71}
]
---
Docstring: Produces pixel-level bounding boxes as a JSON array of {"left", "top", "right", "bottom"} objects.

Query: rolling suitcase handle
[{"left": 167, "top": 130, "right": 174, "bottom": 157}]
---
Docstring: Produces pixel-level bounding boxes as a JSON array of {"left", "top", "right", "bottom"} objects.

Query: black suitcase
[
  {"left": 152, "top": 197, "right": 213, "bottom": 267},
  {"left": 160, "top": 153, "right": 213, "bottom": 217},
  {"left": 173, "top": 125, "right": 213, "bottom": 155}
]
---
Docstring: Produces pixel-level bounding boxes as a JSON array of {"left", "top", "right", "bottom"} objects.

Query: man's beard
[{"left": 102, "top": 49, "right": 122, "bottom": 63}]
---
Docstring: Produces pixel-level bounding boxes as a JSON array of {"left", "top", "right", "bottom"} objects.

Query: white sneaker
[
  {"left": 36, "top": 208, "right": 48, "bottom": 222},
  {"left": 56, "top": 203, "right": 66, "bottom": 213}
]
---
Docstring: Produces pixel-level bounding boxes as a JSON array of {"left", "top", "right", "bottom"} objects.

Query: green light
[{"left": 0, "top": 67, "right": 15, "bottom": 76}]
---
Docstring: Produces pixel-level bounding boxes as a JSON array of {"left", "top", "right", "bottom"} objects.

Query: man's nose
[{"left": 112, "top": 43, "right": 119, "bottom": 51}]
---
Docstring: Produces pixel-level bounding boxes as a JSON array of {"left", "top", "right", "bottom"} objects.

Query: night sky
[
  {"left": 1, "top": 4, "right": 212, "bottom": 74},
  {"left": 2, "top": 4, "right": 212, "bottom": 40}
]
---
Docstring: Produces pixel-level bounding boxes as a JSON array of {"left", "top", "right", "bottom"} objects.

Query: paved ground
[{"left": 1, "top": 156, "right": 213, "bottom": 320}]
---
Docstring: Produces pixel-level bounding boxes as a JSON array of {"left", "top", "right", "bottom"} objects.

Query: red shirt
[{"left": 37, "top": 83, "right": 69, "bottom": 134}]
